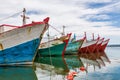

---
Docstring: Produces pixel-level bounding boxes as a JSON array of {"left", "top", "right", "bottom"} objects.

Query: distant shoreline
[{"left": 107, "top": 45, "right": 120, "bottom": 47}]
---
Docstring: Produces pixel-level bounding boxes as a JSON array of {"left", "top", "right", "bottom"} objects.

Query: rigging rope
[
  {"left": 0, "top": 11, "right": 23, "bottom": 22},
  {"left": 49, "top": 24, "right": 63, "bottom": 35}
]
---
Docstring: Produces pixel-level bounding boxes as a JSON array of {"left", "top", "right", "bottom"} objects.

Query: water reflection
[
  {"left": 0, "top": 66, "right": 37, "bottom": 80},
  {"left": 64, "top": 55, "right": 86, "bottom": 73},
  {"left": 78, "top": 52, "right": 110, "bottom": 72},
  {"left": 34, "top": 51, "right": 110, "bottom": 80},
  {"left": 0, "top": 51, "right": 112, "bottom": 80},
  {"left": 34, "top": 56, "right": 69, "bottom": 75}
]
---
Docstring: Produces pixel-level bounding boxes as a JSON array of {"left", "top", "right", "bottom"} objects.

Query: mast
[
  {"left": 92, "top": 33, "right": 94, "bottom": 40},
  {"left": 62, "top": 25, "right": 65, "bottom": 36},
  {"left": 22, "top": 8, "right": 26, "bottom": 25},
  {"left": 84, "top": 32, "right": 87, "bottom": 41},
  {"left": 21, "top": 8, "right": 29, "bottom": 25}
]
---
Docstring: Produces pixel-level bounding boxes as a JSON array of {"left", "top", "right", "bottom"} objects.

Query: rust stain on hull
[
  {"left": 0, "top": 43, "right": 3, "bottom": 50},
  {"left": 28, "top": 27, "right": 32, "bottom": 34}
]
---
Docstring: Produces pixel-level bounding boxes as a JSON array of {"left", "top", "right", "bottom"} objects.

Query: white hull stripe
[
  {"left": 81, "top": 40, "right": 97, "bottom": 48},
  {"left": 0, "top": 24, "right": 45, "bottom": 50}
]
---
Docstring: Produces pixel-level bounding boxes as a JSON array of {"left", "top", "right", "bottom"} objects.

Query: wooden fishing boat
[
  {"left": 37, "top": 33, "right": 71, "bottom": 56},
  {"left": 65, "top": 37, "right": 85, "bottom": 55},
  {"left": 99, "top": 39, "right": 110, "bottom": 52},
  {"left": 79, "top": 37, "right": 99, "bottom": 53},
  {"left": 94, "top": 38, "right": 104, "bottom": 52},
  {"left": 79, "top": 33, "right": 100, "bottom": 53},
  {"left": 0, "top": 9, "right": 49, "bottom": 65}
]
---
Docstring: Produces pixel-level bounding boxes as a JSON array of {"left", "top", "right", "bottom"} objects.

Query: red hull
[
  {"left": 94, "top": 38, "right": 104, "bottom": 53},
  {"left": 79, "top": 38, "right": 99, "bottom": 53},
  {"left": 99, "top": 39, "right": 110, "bottom": 52}
]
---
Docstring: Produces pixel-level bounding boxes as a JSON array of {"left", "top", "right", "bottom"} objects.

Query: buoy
[
  {"left": 80, "top": 66, "right": 86, "bottom": 72},
  {"left": 66, "top": 73, "right": 73, "bottom": 80},
  {"left": 66, "top": 71, "right": 77, "bottom": 80},
  {"left": 71, "top": 71, "right": 77, "bottom": 76}
]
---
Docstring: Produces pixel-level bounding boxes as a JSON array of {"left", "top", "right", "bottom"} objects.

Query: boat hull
[
  {"left": 38, "top": 42, "right": 66, "bottom": 56},
  {"left": 65, "top": 39, "right": 84, "bottom": 55},
  {"left": 0, "top": 18, "right": 49, "bottom": 65},
  {"left": 94, "top": 38, "right": 104, "bottom": 52},
  {"left": 99, "top": 39, "right": 110, "bottom": 52},
  {"left": 0, "top": 38, "right": 40, "bottom": 65},
  {"left": 38, "top": 33, "right": 71, "bottom": 56},
  {"left": 79, "top": 39, "right": 98, "bottom": 53}
]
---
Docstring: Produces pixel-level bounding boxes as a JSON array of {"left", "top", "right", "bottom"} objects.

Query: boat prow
[{"left": 0, "top": 9, "right": 50, "bottom": 66}]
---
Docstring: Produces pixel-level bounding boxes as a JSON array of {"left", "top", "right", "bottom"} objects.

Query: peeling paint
[
  {"left": 0, "top": 43, "right": 3, "bottom": 50},
  {"left": 28, "top": 27, "right": 32, "bottom": 34}
]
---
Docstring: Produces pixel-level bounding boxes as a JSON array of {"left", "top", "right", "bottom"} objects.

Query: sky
[{"left": 0, "top": 0, "right": 120, "bottom": 45}]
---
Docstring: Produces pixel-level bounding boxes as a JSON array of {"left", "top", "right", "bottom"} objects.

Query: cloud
[
  {"left": 81, "top": 14, "right": 110, "bottom": 21},
  {"left": 0, "top": 0, "right": 120, "bottom": 44}
]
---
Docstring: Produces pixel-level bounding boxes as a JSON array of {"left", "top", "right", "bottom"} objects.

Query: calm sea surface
[{"left": 0, "top": 47, "right": 120, "bottom": 80}]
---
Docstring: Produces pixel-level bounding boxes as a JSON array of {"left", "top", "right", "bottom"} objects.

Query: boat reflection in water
[
  {"left": 64, "top": 55, "right": 85, "bottom": 72},
  {"left": 34, "top": 54, "right": 85, "bottom": 80},
  {"left": 78, "top": 51, "right": 110, "bottom": 72},
  {"left": 34, "top": 51, "right": 110, "bottom": 80},
  {"left": 0, "top": 66, "right": 37, "bottom": 80},
  {"left": 34, "top": 56, "right": 69, "bottom": 80},
  {"left": 34, "top": 56, "right": 69, "bottom": 74}
]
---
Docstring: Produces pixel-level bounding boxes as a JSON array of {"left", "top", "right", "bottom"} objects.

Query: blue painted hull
[{"left": 0, "top": 38, "right": 40, "bottom": 65}]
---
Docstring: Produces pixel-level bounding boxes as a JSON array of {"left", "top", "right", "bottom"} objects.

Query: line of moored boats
[
  {"left": 0, "top": 9, "right": 109, "bottom": 66},
  {"left": 38, "top": 32, "right": 110, "bottom": 57}
]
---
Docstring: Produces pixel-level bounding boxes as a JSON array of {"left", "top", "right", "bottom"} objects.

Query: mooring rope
[{"left": 47, "top": 27, "right": 54, "bottom": 80}]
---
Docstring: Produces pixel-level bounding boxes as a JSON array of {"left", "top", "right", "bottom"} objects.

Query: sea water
[
  {"left": 0, "top": 47, "right": 120, "bottom": 80},
  {"left": 74, "top": 47, "right": 120, "bottom": 80}
]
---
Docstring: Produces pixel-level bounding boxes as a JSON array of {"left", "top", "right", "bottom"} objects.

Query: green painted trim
[
  {"left": 38, "top": 42, "right": 66, "bottom": 56},
  {"left": 65, "top": 40, "right": 83, "bottom": 54}
]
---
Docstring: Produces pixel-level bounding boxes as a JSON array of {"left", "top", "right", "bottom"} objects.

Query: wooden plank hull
[
  {"left": 94, "top": 38, "right": 104, "bottom": 52},
  {"left": 38, "top": 42, "right": 66, "bottom": 56},
  {"left": 38, "top": 33, "right": 71, "bottom": 56},
  {"left": 0, "top": 17, "right": 49, "bottom": 65},
  {"left": 79, "top": 38, "right": 99, "bottom": 53},
  {"left": 0, "top": 39, "right": 40, "bottom": 65},
  {"left": 99, "top": 39, "right": 110, "bottom": 52},
  {"left": 65, "top": 39, "right": 84, "bottom": 55}
]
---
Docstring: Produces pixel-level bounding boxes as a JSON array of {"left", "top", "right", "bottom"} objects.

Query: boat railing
[{"left": 0, "top": 24, "right": 20, "bottom": 33}]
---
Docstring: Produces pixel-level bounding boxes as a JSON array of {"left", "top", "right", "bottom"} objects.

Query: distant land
[{"left": 107, "top": 44, "right": 120, "bottom": 47}]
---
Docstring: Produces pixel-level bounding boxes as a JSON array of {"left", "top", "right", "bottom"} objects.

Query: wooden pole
[
  {"left": 84, "top": 32, "right": 87, "bottom": 41},
  {"left": 62, "top": 25, "right": 65, "bottom": 36},
  {"left": 22, "top": 8, "right": 26, "bottom": 25},
  {"left": 92, "top": 33, "right": 94, "bottom": 40}
]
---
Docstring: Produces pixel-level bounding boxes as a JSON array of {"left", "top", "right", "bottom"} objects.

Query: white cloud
[
  {"left": 96, "top": 1, "right": 120, "bottom": 13},
  {"left": 84, "top": 14, "right": 110, "bottom": 20},
  {"left": 0, "top": 0, "right": 120, "bottom": 44}
]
